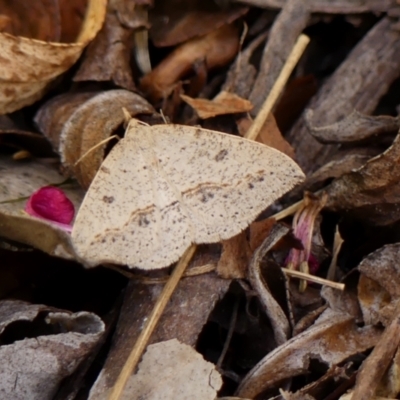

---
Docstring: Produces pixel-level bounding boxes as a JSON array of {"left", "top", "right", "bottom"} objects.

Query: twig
[
  {"left": 281, "top": 268, "right": 345, "bottom": 290},
  {"left": 108, "top": 244, "right": 196, "bottom": 400},
  {"left": 245, "top": 34, "right": 310, "bottom": 141}
]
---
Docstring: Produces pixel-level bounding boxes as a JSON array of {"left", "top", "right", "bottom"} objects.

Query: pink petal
[{"left": 25, "top": 186, "right": 75, "bottom": 225}]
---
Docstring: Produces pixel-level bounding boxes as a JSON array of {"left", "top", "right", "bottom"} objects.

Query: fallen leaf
[
  {"left": 326, "top": 133, "right": 400, "bottom": 226},
  {"left": 181, "top": 91, "right": 253, "bottom": 119},
  {"left": 352, "top": 306, "right": 400, "bottom": 400},
  {"left": 149, "top": 0, "right": 247, "bottom": 47},
  {"left": 71, "top": 118, "right": 304, "bottom": 270},
  {"left": 0, "top": 0, "right": 107, "bottom": 114},
  {"left": 358, "top": 243, "right": 400, "bottom": 327},
  {"left": 140, "top": 23, "right": 240, "bottom": 102},
  {"left": 237, "top": 309, "right": 380, "bottom": 399},
  {"left": 248, "top": 223, "right": 291, "bottom": 345},
  {"left": 120, "top": 339, "right": 222, "bottom": 400},
  {"left": 74, "top": 0, "right": 140, "bottom": 90},
  {"left": 0, "top": 0, "right": 61, "bottom": 41},
  {"left": 217, "top": 231, "right": 251, "bottom": 279},
  {"left": 35, "top": 90, "right": 155, "bottom": 189},
  {"left": 0, "top": 299, "right": 104, "bottom": 400},
  {"left": 305, "top": 109, "right": 399, "bottom": 144}
]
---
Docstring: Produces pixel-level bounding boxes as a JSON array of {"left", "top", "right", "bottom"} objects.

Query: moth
[{"left": 71, "top": 119, "right": 304, "bottom": 270}]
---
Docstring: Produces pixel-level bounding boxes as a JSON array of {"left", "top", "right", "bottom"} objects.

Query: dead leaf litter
[{"left": 1, "top": 1, "right": 400, "bottom": 399}]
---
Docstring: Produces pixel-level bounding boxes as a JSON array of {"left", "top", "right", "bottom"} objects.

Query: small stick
[
  {"left": 281, "top": 267, "right": 345, "bottom": 290},
  {"left": 108, "top": 244, "right": 196, "bottom": 400},
  {"left": 245, "top": 34, "right": 310, "bottom": 141}
]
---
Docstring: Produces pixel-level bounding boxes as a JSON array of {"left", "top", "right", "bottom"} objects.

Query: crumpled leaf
[
  {"left": 326, "top": 133, "right": 400, "bottom": 225},
  {"left": 0, "top": 156, "right": 84, "bottom": 258},
  {"left": 149, "top": 0, "right": 247, "bottom": 47},
  {"left": 305, "top": 109, "right": 399, "bottom": 144},
  {"left": 140, "top": 23, "right": 239, "bottom": 102},
  {"left": 248, "top": 223, "right": 291, "bottom": 346},
  {"left": 0, "top": 0, "right": 107, "bottom": 114},
  {"left": 74, "top": 0, "right": 143, "bottom": 90},
  {"left": 0, "top": 299, "right": 104, "bottom": 400},
  {"left": 236, "top": 310, "right": 380, "bottom": 399},
  {"left": 35, "top": 90, "right": 155, "bottom": 189},
  {"left": 118, "top": 339, "right": 222, "bottom": 400},
  {"left": 181, "top": 91, "right": 253, "bottom": 119},
  {"left": 358, "top": 243, "right": 400, "bottom": 327},
  {"left": 352, "top": 306, "right": 400, "bottom": 400}
]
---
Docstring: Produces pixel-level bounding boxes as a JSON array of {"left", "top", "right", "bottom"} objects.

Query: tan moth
[{"left": 71, "top": 119, "right": 304, "bottom": 270}]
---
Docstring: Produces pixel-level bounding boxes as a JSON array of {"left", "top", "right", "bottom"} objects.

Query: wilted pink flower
[
  {"left": 25, "top": 186, "right": 75, "bottom": 232},
  {"left": 285, "top": 192, "right": 328, "bottom": 275}
]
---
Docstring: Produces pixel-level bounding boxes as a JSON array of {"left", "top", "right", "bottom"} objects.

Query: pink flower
[
  {"left": 285, "top": 192, "right": 328, "bottom": 276},
  {"left": 25, "top": 186, "right": 75, "bottom": 232}
]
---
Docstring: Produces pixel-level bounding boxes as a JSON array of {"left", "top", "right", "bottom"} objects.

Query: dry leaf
[
  {"left": 217, "top": 231, "right": 251, "bottom": 279},
  {"left": 237, "top": 114, "right": 295, "bottom": 159},
  {"left": 0, "top": 0, "right": 61, "bottom": 41},
  {"left": 89, "top": 272, "right": 229, "bottom": 398},
  {"left": 181, "top": 91, "right": 253, "bottom": 119},
  {"left": 248, "top": 223, "right": 291, "bottom": 346},
  {"left": 237, "top": 311, "right": 380, "bottom": 399},
  {"left": 74, "top": 0, "right": 140, "bottom": 90},
  {"left": 140, "top": 23, "right": 240, "bottom": 102},
  {"left": 326, "top": 133, "right": 400, "bottom": 225},
  {"left": 36, "top": 90, "right": 155, "bottom": 189},
  {"left": 305, "top": 109, "right": 399, "bottom": 144},
  {"left": 0, "top": 156, "right": 83, "bottom": 258},
  {"left": 149, "top": 0, "right": 247, "bottom": 47},
  {"left": 118, "top": 339, "right": 222, "bottom": 400},
  {"left": 71, "top": 118, "right": 304, "bottom": 270},
  {"left": 358, "top": 243, "right": 400, "bottom": 327},
  {"left": 352, "top": 307, "right": 400, "bottom": 400},
  {"left": 234, "top": 0, "right": 393, "bottom": 14},
  {"left": 0, "top": 0, "right": 107, "bottom": 114},
  {"left": 0, "top": 300, "right": 104, "bottom": 400}
]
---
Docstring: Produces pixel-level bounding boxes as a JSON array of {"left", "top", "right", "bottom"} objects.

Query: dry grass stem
[
  {"left": 245, "top": 34, "right": 310, "bottom": 141},
  {"left": 282, "top": 267, "right": 345, "bottom": 290},
  {"left": 108, "top": 244, "right": 196, "bottom": 400}
]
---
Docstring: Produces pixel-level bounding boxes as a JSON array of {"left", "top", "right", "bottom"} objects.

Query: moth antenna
[{"left": 73, "top": 135, "right": 120, "bottom": 167}]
